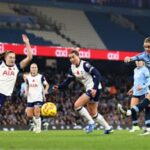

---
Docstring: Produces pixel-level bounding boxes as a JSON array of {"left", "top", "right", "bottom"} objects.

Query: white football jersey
[
  {"left": 71, "top": 60, "right": 102, "bottom": 91},
  {"left": 0, "top": 61, "right": 19, "bottom": 96},
  {"left": 26, "top": 74, "right": 47, "bottom": 103}
]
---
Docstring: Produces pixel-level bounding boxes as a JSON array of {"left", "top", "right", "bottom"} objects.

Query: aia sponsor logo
[
  {"left": 3, "top": 70, "right": 15, "bottom": 76},
  {"left": 29, "top": 83, "right": 38, "bottom": 87}
]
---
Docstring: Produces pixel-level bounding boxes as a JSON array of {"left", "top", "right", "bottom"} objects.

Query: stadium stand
[
  {"left": 124, "top": 15, "right": 150, "bottom": 37},
  {"left": 57, "top": 0, "right": 150, "bottom": 9},
  {"left": 85, "top": 11, "right": 145, "bottom": 51},
  {"left": 0, "top": 3, "right": 60, "bottom": 46},
  {"left": 0, "top": 2, "right": 16, "bottom": 15},
  {"left": 0, "top": 2, "right": 149, "bottom": 49},
  {"left": 30, "top": 6, "right": 106, "bottom": 49},
  {"left": 26, "top": 30, "right": 74, "bottom": 47},
  {"left": 0, "top": 28, "right": 55, "bottom": 45},
  {"left": 1, "top": 0, "right": 150, "bottom": 9}
]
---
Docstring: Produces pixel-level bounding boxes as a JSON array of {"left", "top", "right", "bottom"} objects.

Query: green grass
[{"left": 0, "top": 130, "right": 150, "bottom": 150}]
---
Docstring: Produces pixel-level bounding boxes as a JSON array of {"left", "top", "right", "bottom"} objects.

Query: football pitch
[{"left": 0, "top": 130, "right": 150, "bottom": 150}]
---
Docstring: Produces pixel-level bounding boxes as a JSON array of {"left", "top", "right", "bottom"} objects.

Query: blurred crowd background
[{"left": 0, "top": 68, "right": 145, "bottom": 128}]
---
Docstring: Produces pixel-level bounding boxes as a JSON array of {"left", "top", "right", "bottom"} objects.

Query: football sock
[
  {"left": 145, "top": 107, "right": 150, "bottom": 128},
  {"left": 29, "top": 118, "right": 34, "bottom": 126},
  {"left": 131, "top": 107, "right": 138, "bottom": 126},
  {"left": 129, "top": 99, "right": 150, "bottom": 117},
  {"left": 29, "top": 118, "right": 35, "bottom": 127},
  {"left": 93, "top": 113, "right": 111, "bottom": 130},
  {"left": 75, "top": 107, "right": 94, "bottom": 124},
  {"left": 34, "top": 117, "right": 41, "bottom": 130},
  {"left": 135, "top": 98, "right": 150, "bottom": 112}
]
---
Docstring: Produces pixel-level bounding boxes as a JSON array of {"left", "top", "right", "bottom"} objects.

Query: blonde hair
[
  {"left": 144, "top": 37, "right": 150, "bottom": 43},
  {"left": 0, "top": 50, "right": 15, "bottom": 60}
]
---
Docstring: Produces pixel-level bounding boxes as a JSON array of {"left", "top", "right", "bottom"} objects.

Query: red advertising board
[{"left": 0, "top": 43, "right": 140, "bottom": 61}]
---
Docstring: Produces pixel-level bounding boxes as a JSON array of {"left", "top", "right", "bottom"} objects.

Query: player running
[
  {"left": 26, "top": 63, "right": 49, "bottom": 133},
  {"left": 126, "top": 61, "right": 150, "bottom": 132},
  {"left": 54, "top": 50, "right": 113, "bottom": 134},
  {"left": 118, "top": 37, "right": 150, "bottom": 135}
]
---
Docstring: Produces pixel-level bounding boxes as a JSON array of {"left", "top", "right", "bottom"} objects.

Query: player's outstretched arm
[
  {"left": 124, "top": 52, "right": 145, "bottom": 63},
  {"left": 20, "top": 34, "right": 33, "bottom": 69},
  {"left": 124, "top": 56, "right": 131, "bottom": 63},
  {"left": 127, "top": 88, "right": 133, "bottom": 96}
]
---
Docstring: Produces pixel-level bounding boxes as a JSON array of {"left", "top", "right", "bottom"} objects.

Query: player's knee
[
  {"left": 146, "top": 94, "right": 150, "bottom": 100},
  {"left": 34, "top": 114, "right": 40, "bottom": 118},
  {"left": 87, "top": 106, "right": 97, "bottom": 116},
  {"left": 74, "top": 102, "right": 80, "bottom": 109},
  {"left": 89, "top": 111, "right": 97, "bottom": 117},
  {"left": 26, "top": 108, "right": 33, "bottom": 118},
  {"left": 26, "top": 112, "right": 33, "bottom": 118},
  {"left": 74, "top": 104, "right": 83, "bottom": 112},
  {"left": 34, "top": 107, "right": 41, "bottom": 117}
]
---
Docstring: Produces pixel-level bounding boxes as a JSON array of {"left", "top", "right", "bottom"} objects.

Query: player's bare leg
[
  {"left": 87, "top": 102, "right": 113, "bottom": 134},
  {"left": 129, "top": 97, "right": 140, "bottom": 132},
  {"left": 74, "top": 94, "right": 95, "bottom": 133}
]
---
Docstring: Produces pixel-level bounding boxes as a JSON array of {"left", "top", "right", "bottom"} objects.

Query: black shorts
[
  {"left": 132, "top": 94, "right": 146, "bottom": 101},
  {"left": 85, "top": 89, "right": 102, "bottom": 102},
  {"left": 27, "top": 101, "right": 43, "bottom": 108},
  {"left": 0, "top": 93, "right": 6, "bottom": 107}
]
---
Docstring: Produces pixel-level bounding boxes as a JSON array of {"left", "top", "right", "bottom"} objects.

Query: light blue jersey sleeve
[{"left": 130, "top": 52, "right": 145, "bottom": 61}]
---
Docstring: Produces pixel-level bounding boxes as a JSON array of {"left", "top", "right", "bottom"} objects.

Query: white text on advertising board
[
  {"left": 79, "top": 50, "right": 91, "bottom": 58},
  {"left": 107, "top": 52, "right": 119, "bottom": 60},
  {"left": 55, "top": 49, "right": 68, "bottom": 57}
]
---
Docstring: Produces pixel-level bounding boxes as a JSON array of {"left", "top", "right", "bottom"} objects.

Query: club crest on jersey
[
  {"left": 76, "top": 71, "right": 80, "bottom": 75},
  {"left": 2, "top": 70, "right": 15, "bottom": 76},
  {"left": 75, "top": 71, "right": 85, "bottom": 80}
]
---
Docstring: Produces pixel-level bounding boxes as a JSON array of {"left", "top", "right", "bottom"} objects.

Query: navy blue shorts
[
  {"left": 85, "top": 89, "right": 102, "bottom": 102},
  {"left": 27, "top": 101, "right": 43, "bottom": 108},
  {"left": 0, "top": 93, "right": 7, "bottom": 107},
  {"left": 132, "top": 94, "right": 145, "bottom": 101}
]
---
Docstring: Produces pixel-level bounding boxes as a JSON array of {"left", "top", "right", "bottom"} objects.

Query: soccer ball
[{"left": 41, "top": 102, "right": 57, "bottom": 117}]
